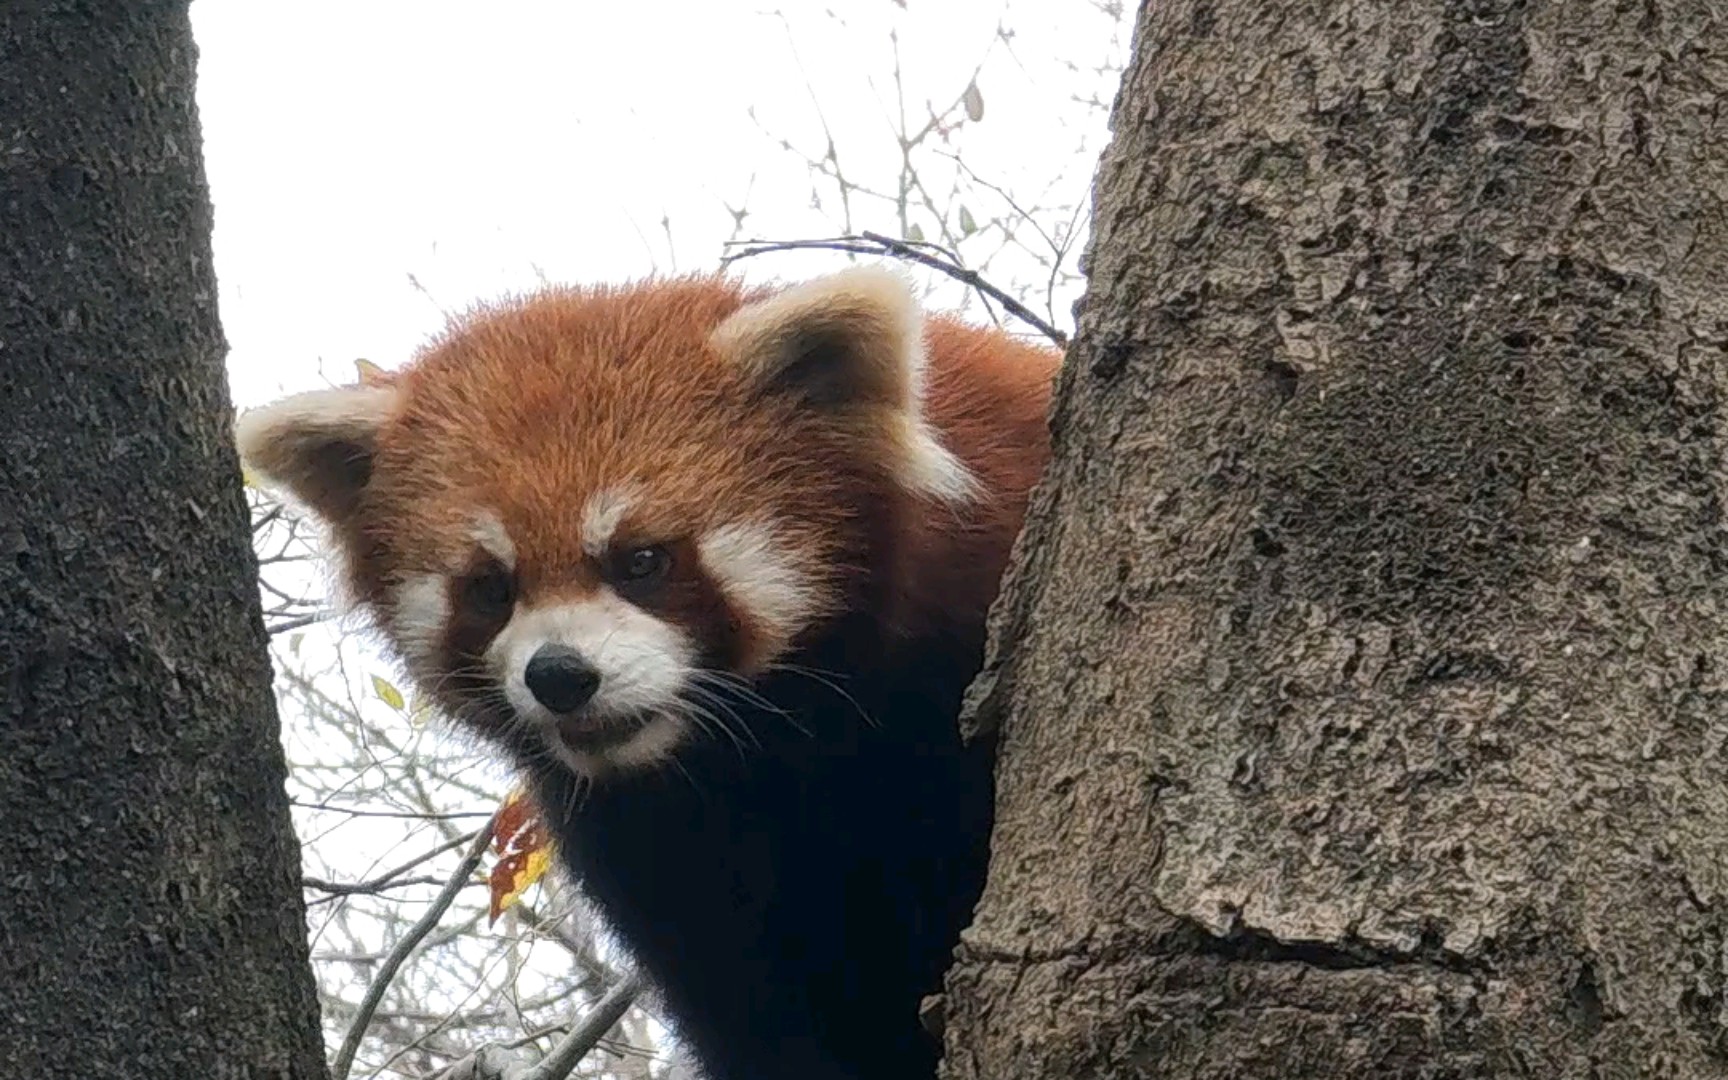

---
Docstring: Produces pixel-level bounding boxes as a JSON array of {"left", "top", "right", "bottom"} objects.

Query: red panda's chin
[
  {"left": 553, "top": 712, "right": 644, "bottom": 753},
  {"left": 541, "top": 711, "right": 689, "bottom": 779}
]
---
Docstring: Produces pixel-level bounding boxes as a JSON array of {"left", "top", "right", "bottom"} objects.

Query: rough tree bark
[
  {"left": 947, "top": 0, "right": 1728, "bottom": 1075},
  {"left": 0, "top": 4, "right": 328, "bottom": 1077}
]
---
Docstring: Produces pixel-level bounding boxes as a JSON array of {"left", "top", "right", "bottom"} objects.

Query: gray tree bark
[
  {"left": 947, "top": 0, "right": 1728, "bottom": 1075},
  {"left": 0, "top": 4, "right": 328, "bottom": 1077}
]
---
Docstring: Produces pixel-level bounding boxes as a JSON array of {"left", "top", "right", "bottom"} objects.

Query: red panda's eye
[
  {"left": 463, "top": 566, "right": 516, "bottom": 616},
  {"left": 618, "top": 545, "right": 671, "bottom": 585}
]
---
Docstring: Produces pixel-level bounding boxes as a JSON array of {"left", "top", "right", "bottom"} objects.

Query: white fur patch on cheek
[
  {"left": 698, "top": 521, "right": 823, "bottom": 659},
  {"left": 388, "top": 573, "right": 451, "bottom": 674},
  {"left": 889, "top": 413, "right": 979, "bottom": 504}
]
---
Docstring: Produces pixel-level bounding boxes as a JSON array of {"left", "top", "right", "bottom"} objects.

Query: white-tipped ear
[
  {"left": 712, "top": 266, "right": 977, "bottom": 502},
  {"left": 235, "top": 385, "right": 399, "bottom": 523},
  {"left": 712, "top": 266, "right": 924, "bottom": 411}
]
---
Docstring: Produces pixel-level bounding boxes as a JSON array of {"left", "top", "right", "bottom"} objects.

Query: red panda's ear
[
  {"left": 712, "top": 266, "right": 977, "bottom": 502},
  {"left": 234, "top": 385, "right": 398, "bottom": 525},
  {"left": 711, "top": 266, "right": 922, "bottom": 412}
]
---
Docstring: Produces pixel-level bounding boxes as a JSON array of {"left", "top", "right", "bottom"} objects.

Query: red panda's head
[{"left": 236, "top": 267, "right": 975, "bottom": 778}]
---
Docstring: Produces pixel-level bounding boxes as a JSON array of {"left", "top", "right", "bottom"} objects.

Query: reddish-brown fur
[
  {"left": 343, "top": 276, "right": 1056, "bottom": 683},
  {"left": 891, "top": 317, "right": 1057, "bottom": 638}
]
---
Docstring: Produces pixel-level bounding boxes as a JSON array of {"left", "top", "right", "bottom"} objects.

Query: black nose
[{"left": 523, "top": 645, "right": 601, "bottom": 714}]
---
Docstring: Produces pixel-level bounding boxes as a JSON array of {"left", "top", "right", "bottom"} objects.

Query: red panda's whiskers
[
  {"left": 694, "top": 669, "right": 788, "bottom": 716},
  {"left": 677, "top": 683, "right": 763, "bottom": 753},
  {"left": 689, "top": 669, "right": 811, "bottom": 739},
  {"left": 764, "top": 662, "right": 880, "bottom": 730},
  {"left": 557, "top": 765, "right": 592, "bottom": 822},
  {"left": 676, "top": 699, "right": 753, "bottom": 762}
]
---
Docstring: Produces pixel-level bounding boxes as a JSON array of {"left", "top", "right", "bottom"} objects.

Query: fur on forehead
[
  {"left": 234, "top": 266, "right": 978, "bottom": 539},
  {"left": 710, "top": 266, "right": 977, "bottom": 503}
]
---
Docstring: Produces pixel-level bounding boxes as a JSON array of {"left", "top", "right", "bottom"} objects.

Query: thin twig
[
  {"left": 305, "top": 828, "right": 482, "bottom": 904},
  {"left": 424, "top": 972, "right": 646, "bottom": 1080},
  {"left": 290, "top": 800, "right": 494, "bottom": 822},
  {"left": 268, "top": 612, "right": 331, "bottom": 636},
  {"left": 331, "top": 810, "right": 500, "bottom": 1080},
  {"left": 514, "top": 971, "right": 645, "bottom": 1080},
  {"left": 304, "top": 873, "right": 458, "bottom": 900},
  {"left": 721, "top": 231, "right": 1068, "bottom": 348}
]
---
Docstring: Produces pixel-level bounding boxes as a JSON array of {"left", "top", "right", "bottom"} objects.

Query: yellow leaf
[
  {"left": 371, "top": 674, "right": 405, "bottom": 711},
  {"left": 407, "top": 689, "right": 433, "bottom": 726},
  {"left": 354, "top": 358, "right": 390, "bottom": 386},
  {"left": 491, "top": 846, "right": 554, "bottom": 919}
]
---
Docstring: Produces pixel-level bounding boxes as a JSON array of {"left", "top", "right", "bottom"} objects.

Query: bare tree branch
[
  {"left": 332, "top": 810, "right": 500, "bottom": 1080},
  {"left": 306, "top": 829, "right": 483, "bottom": 905},
  {"left": 290, "top": 800, "right": 496, "bottom": 822},
  {"left": 427, "top": 972, "right": 645, "bottom": 1080},
  {"left": 269, "top": 612, "right": 333, "bottom": 636},
  {"left": 512, "top": 972, "right": 645, "bottom": 1080},
  {"left": 721, "top": 231, "right": 1068, "bottom": 348},
  {"left": 305, "top": 874, "right": 456, "bottom": 899}
]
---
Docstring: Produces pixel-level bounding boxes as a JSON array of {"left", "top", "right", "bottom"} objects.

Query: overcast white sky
[{"left": 193, "top": 0, "right": 1128, "bottom": 411}]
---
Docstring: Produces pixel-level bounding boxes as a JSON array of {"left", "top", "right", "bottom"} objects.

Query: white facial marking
[
  {"left": 892, "top": 414, "right": 980, "bottom": 503},
  {"left": 581, "top": 485, "right": 640, "bottom": 557},
  {"left": 469, "top": 511, "right": 516, "bottom": 569},
  {"left": 485, "top": 592, "right": 697, "bottom": 775},
  {"left": 698, "top": 520, "right": 822, "bottom": 657},
  {"left": 549, "top": 714, "right": 690, "bottom": 777},
  {"left": 390, "top": 573, "right": 450, "bottom": 675},
  {"left": 895, "top": 335, "right": 979, "bottom": 503}
]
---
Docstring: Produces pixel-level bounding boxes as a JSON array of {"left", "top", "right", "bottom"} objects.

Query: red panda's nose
[{"left": 524, "top": 645, "right": 602, "bottom": 714}]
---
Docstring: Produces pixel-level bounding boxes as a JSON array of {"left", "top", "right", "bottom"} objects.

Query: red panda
[{"left": 237, "top": 266, "right": 1058, "bottom": 1080}]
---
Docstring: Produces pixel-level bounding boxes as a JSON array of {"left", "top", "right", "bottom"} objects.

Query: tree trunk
[
  {"left": 0, "top": 4, "right": 328, "bottom": 1077},
  {"left": 947, "top": 0, "right": 1728, "bottom": 1075}
]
